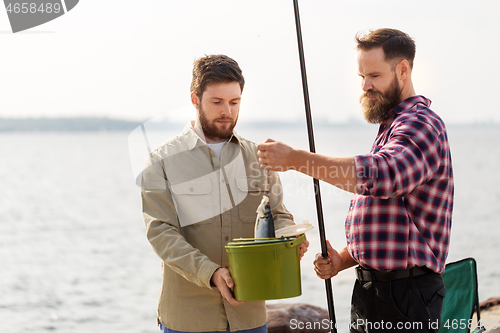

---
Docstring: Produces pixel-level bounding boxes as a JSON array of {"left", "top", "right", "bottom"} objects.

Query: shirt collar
[
  {"left": 380, "top": 95, "right": 431, "bottom": 127},
  {"left": 182, "top": 121, "right": 240, "bottom": 151}
]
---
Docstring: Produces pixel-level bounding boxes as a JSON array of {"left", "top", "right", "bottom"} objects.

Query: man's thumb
[{"left": 223, "top": 272, "right": 234, "bottom": 288}]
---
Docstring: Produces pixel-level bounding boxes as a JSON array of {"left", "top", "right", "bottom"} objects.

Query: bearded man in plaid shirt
[{"left": 257, "top": 28, "right": 453, "bottom": 332}]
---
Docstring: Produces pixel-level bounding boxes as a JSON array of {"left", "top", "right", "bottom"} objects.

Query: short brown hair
[
  {"left": 190, "top": 54, "right": 245, "bottom": 98},
  {"left": 356, "top": 28, "right": 416, "bottom": 69}
]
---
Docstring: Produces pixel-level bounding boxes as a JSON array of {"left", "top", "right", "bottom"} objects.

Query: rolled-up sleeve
[{"left": 355, "top": 118, "right": 442, "bottom": 199}]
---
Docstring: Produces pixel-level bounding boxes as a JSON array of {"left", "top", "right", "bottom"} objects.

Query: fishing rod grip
[
  {"left": 325, "top": 279, "right": 337, "bottom": 331},
  {"left": 313, "top": 171, "right": 338, "bottom": 333}
]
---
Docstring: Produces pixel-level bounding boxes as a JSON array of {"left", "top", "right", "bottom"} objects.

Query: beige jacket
[{"left": 141, "top": 122, "right": 294, "bottom": 332}]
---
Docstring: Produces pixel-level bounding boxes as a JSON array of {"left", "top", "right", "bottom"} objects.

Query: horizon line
[{"left": 1, "top": 116, "right": 499, "bottom": 127}]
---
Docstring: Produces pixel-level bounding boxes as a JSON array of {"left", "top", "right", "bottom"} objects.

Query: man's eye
[{"left": 213, "top": 101, "right": 220, "bottom": 105}]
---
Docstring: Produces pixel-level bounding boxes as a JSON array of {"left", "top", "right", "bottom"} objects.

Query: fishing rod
[{"left": 291, "top": 1, "right": 337, "bottom": 332}]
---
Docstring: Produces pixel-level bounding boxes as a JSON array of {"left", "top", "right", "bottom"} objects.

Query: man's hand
[
  {"left": 257, "top": 139, "right": 297, "bottom": 172},
  {"left": 299, "top": 238, "right": 309, "bottom": 260},
  {"left": 313, "top": 240, "right": 343, "bottom": 279},
  {"left": 211, "top": 268, "right": 245, "bottom": 306},
  {"left": 258, "top": 139, "right": 358, "bottom": 194}
]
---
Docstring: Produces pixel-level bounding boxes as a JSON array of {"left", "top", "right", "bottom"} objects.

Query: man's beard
[
  {"left": 360, "top": 75, "right": 401, "bottom": 124},
  {"left": 199, "top": 105, "right": 237, "bottom": 142}
]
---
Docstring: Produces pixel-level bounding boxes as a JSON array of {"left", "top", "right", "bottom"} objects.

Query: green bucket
[{"left": 225, "top": 234, "right": 306, "bottom": 301}]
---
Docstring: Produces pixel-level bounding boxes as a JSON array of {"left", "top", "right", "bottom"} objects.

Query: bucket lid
[
  {"left": 275, "top": 221, "right": 314, "bottom": 238},
  {"left": 227, "top": 234, "right": 307, "bottom": 248},
  {"left": 227, "top": 237, "right": 293, "bottom": 247}
]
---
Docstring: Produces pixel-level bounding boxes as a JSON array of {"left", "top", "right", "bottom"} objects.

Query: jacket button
[{"left": 189, "top": 187, "right": 194, "bottom": 192}]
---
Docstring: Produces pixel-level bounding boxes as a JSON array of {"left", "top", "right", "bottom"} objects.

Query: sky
[{"left": 1, "top": 0, "right": 499, "bottom": 125}]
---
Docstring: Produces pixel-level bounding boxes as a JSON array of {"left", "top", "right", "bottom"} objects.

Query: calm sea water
[{"left": 1, "top": 125, "right": 499, "bottom": 333}]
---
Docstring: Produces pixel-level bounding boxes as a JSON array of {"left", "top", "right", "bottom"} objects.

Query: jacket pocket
[{"left": 169, "top": 178, "right": 215, "bottom": 226}]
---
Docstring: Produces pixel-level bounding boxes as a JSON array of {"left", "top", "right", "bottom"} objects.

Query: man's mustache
[
  {"left": 362, "top": 90, "right": 383, "bottom": 99},
  {"left": 214, "top": 117, "right": 234, "bottom": 122}
]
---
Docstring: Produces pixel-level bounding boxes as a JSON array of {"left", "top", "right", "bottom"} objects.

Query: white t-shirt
[{"left": 207, "top": 140, "right": 228, "bottom": 159}]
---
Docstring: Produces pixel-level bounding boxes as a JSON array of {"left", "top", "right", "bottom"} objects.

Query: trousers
[
  {"left": 350, "top": 270, "right": 446, "bottom": 332},
  {"left": 159, "top": 323, "right": 268, "bottom": 333}
]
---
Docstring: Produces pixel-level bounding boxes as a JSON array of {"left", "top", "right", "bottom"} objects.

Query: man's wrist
[
  {"left": 210, "top": 267, "right": 221, "bottom": 287},
  {"left": 291, "top": 149, "right": 310, "bottom": 172}
]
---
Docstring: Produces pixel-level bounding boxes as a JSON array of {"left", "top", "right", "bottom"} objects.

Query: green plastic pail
[{"left": 225, "top": 234, "right": 306, "bottom": 301}]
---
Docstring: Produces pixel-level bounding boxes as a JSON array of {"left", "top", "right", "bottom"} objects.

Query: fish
[{"left": 254, "top": 193, "right": 276, "bottom": 239}]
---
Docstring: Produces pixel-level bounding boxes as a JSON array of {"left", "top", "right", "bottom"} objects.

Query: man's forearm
[
  {"left": 290, "top": 149, "right": 358, "bottom": 194},
  {"left": 338, "top": 246, "right": 358, "bottom": 272}
]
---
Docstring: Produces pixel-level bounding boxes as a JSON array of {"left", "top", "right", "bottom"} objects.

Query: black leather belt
[{"left": 355, "top": 266, "right": 433, "bottom": 283}]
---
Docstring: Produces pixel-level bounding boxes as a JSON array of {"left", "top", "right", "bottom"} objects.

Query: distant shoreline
[
  {"left": 1, "top": 117, "right": 498, "bottom": 132},
  {"left": 0, "top": 117, "right": 141, "bottom": 132}
]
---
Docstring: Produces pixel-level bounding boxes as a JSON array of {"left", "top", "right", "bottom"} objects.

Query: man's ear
[
  {"left": 191, "top": 92, "right": 200, "bottom": 110},
  {"left": 398, "top": 59, "right": 411, "bottom": 80}
]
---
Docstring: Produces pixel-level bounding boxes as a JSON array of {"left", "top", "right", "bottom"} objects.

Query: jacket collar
[{"left": 182, "top": 121, "right": 240, "bottom": 151}]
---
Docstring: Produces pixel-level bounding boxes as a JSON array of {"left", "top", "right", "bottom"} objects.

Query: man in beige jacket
[{"left": 141, "top": 55, "right": 308, "bottom": 333}]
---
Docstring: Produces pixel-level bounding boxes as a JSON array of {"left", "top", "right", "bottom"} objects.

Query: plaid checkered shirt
[{"left": 348, "top": 95, "right": 453, "bottom": 274}]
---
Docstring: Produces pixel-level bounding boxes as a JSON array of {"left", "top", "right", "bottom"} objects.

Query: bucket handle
[{"left": 286, "top": 234, "right": 307, "bottom": 248}]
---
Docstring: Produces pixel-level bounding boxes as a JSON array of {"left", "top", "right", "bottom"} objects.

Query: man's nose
[
  {"left": 220, "top": 103, "right": 232, "bottom": 116},
  {"left": 362, "top": 78, "right": 373, "bottom": 92}
]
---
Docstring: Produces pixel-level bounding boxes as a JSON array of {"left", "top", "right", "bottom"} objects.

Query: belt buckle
[
  {"left": 356, "top": 266, "right": 367, "bottom": 282},
  {"left": 355, "top": 266, "right": 362, "bottom": 281}
]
